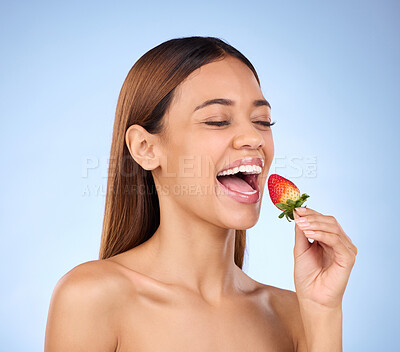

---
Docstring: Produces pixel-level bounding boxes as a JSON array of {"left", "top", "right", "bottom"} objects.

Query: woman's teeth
[{"left": 217, "top": 165, "right": 262, "bottom": 176}]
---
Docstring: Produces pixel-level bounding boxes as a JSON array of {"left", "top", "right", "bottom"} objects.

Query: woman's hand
[{"left": 293, "top": 207, "right": 357, "bottom": 309}]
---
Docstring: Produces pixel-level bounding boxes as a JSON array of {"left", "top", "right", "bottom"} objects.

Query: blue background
[{"left": 1, "top": 0, "right": 399, "bottom": 350}]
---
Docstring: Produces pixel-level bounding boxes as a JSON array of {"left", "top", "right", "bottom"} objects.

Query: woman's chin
[{"left": 220, "top": 211, "right": 260, "bottom": 230}]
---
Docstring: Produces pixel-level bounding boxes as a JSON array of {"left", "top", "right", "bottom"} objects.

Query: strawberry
[{"left": 267, "top": 174, "right": 310, "bottom": 222}]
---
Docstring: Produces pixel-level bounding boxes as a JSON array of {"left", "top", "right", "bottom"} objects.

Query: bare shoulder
[
  {"left": 50, "top": 259, "right": 134, "bottom": 304},
  {"left": 45, "top": 259, "right": 133, "bottom": 352},
  {"left": 56, "top": 259, "right": 134, "bottom": 291},
  {"left": 259, "top": 284, "right": 307, "bottom": 352}
]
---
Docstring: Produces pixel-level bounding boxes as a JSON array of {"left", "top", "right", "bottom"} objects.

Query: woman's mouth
[{"left": 215, "top": 159, "right": 262, "bottom": 204}]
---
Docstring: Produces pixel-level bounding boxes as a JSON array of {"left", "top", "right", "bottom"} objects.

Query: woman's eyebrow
[{"left": 193, "top": 98, "right": 271, "bottom": 112}]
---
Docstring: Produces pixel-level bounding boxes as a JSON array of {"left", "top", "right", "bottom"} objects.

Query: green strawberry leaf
[{"left": 275, "top": 192, "right": 310, "bottom": 222}]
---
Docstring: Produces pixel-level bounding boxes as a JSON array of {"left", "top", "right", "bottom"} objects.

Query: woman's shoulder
[
  {"left": 250, "top": 281, "right": 299, "bottom": 319},
  {"left": 48, "top": 259, "right": 135, "bottom": 324},
  {"left": 56, "top": 259, "right": 123, "bottom": 287},
  {"left": 240, "top": 272, "right": 299, "bottom": 307},
  {"left": 53, "top": 258, "right": 137, "bottom": 301},
  {"left": 258, "top": 283, "right": 307, "bottom": 351},
  {"left": 260, "top": 283, "right": 298, "bottom": 306},
  {"left": 45, "top": 259, "right": 131, "bottom": 351}
]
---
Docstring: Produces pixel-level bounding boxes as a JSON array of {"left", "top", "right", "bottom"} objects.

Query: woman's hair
[{"left": 99, "top": 36, "right": 261, "bottom": 269}]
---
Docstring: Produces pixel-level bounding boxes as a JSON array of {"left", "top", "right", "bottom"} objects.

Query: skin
[{"left": 45, "top": 55, "right": 357, "bottom": 351}]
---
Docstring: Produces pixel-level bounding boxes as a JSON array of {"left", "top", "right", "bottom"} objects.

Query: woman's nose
[{"left": 232, "top": 121, "right": 265, "bottom": 149}]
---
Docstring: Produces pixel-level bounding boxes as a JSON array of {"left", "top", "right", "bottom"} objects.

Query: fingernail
[
  {"left": 297, "top": 221, "right": 310, "bottom": 228},
  {"left": 295, "top": 217, "right": 308, "bottom": 223},
  {"left": 304, "top": 230, "right": 315, "bottom": 235},
  {"left": 295, "top": 207, "right": 306, "bottom": 213}
]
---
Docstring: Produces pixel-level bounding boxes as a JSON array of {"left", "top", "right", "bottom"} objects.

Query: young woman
[{"left": 45, "top": 36, "right": 357, "bottom": 351}]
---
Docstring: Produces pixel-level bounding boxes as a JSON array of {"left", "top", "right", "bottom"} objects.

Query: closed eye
[
  {"left": 254, "top": 120, "right": 276, "bottom": 127},
  {"left": 204, "top": 121, "right": 276, "bottom": 127},
  {"left": 204, "top": 121, "right": 230, "bottom": 126}
]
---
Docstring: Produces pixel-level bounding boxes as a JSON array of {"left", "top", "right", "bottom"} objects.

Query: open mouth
[{"left": 216, "top": 171, "right": 259, "bottom": 194}]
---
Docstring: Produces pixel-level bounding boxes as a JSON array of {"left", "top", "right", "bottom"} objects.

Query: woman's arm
[
  {"left": 292, "top": 207, "right": 357, "bottom": 352},
  {"left": 44, "top": 263, "right": 119, "bottom": 352},
  {"left": 297, "top": 301, "right": 342, "bottom": 352}
]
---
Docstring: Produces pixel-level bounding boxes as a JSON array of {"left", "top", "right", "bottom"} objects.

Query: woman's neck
[{"left": 135, "top": 200, "right": 245, "bottom": 305}]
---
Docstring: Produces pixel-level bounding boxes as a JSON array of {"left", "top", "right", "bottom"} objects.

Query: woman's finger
[
  {"left": 294, "top": 207, "right": 321, "bottom": 217},
  {"left": 302, "top": 230, "right": 357, "bottom": 268},
  {"left": 336, "top": 221, "right": 357, "bottom": 251},
  {"left": 295, "top": 214, "right": 339, "bottom": 229},
  {"left": 295, "top": 214, "right": 358, "bottom": 256},
  {"left": 298, "top": 220, "right": 357, "bottom": 255}
]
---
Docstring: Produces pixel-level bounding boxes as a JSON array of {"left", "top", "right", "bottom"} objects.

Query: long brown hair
[{"left": 99, "top": 36, "right": 261, "bottom": 269}]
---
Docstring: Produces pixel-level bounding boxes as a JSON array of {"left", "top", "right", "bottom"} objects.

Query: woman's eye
[
  {"left": 204, "top": 121, "right": 230, "bottom": 126},
  {"left": 254, "top": 120, "right": 276, "bottom": 127},
  {"left": 204, "top": 120, "right": 276, "bottom": 127}
]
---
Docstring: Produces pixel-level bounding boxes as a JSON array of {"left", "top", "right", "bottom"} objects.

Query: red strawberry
[{"left": 267, "top": 174, "right": 310, "bottom": 222}]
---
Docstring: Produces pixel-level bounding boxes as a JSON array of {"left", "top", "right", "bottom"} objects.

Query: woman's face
[{"left": 153, "top": 55, "right": 274, "bottom": 230}]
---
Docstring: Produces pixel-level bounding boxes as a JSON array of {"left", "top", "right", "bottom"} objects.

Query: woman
[{"left": 45, "top": 36, "right": 357, "bottom": 351}]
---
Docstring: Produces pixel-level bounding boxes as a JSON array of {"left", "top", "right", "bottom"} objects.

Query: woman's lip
[{"left": 216, "top": 157, "right": 264, "bottom": 175}]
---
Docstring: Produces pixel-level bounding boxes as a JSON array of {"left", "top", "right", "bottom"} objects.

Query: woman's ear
[{"left": 125, "top": 124, "right": 161, "bottom": 171}]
